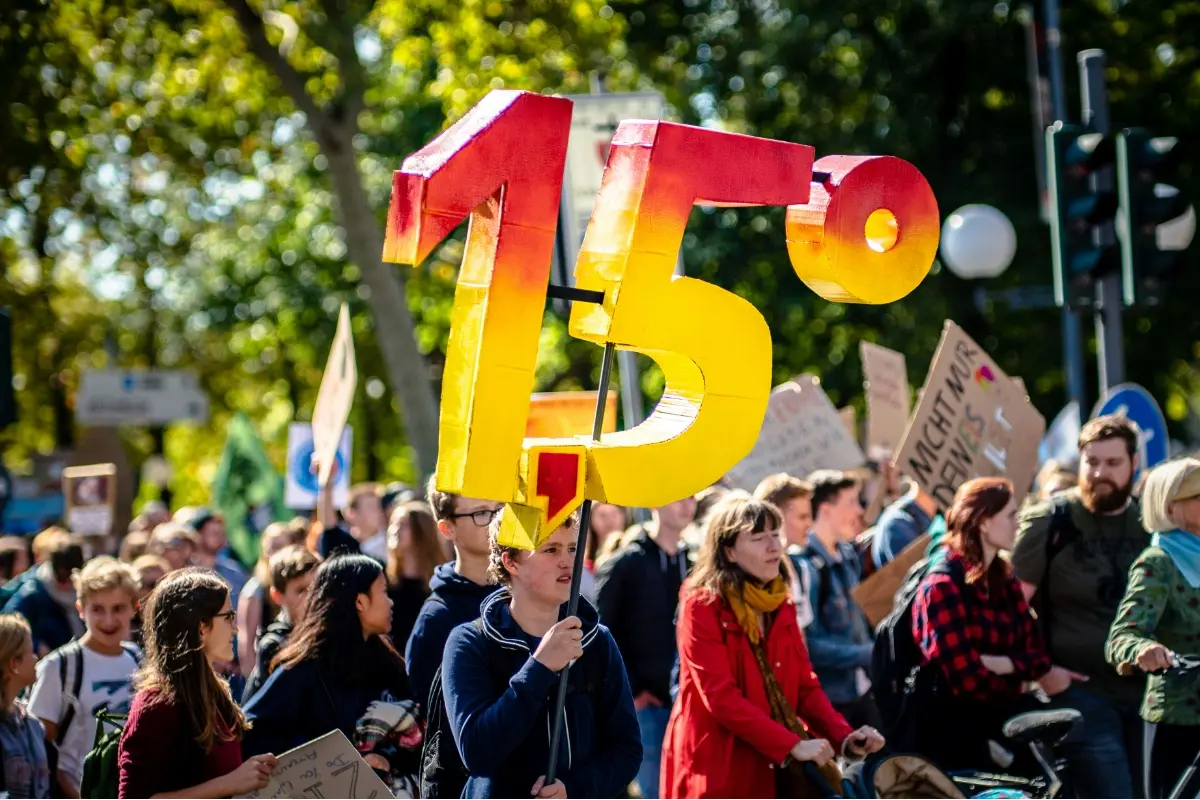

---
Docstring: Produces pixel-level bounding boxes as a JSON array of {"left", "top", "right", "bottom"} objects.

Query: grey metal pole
[
  {"left": 1078, "top": 48, "right": 1125, "bottom": 396},
  {"left": 1043, "top": 0, "right": 1089, "bottom": 412}
]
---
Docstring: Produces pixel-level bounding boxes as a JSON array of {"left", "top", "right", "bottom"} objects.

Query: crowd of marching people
[{"left": 0, "top": 413, "right": 1196, "bottom": 798}]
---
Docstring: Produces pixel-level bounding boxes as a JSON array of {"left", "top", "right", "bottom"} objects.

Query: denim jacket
[{"left": 801, "top": 537, "right": 874, "bottom": 704}]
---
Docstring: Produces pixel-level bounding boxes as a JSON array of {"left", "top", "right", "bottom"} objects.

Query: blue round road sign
[
  {"left": 289, "top": 437, "right": 347, "bottom": 493},
  {"left": 1093, "top": 383, "right": 1169, "bottom": 472}
]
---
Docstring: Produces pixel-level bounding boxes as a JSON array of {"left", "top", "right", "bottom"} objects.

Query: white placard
[
  {"left": 236, "top": 729, "right": 391, "bottom": 800},
  {"left": 726, "top": 375, "right": 866, "bottom": 490}
]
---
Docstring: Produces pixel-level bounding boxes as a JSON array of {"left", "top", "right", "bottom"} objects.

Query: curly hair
[{"left": 487, "top": 508, "right": 580, "bottom": 585}]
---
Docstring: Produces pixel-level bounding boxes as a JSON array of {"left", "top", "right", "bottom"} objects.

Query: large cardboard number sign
[{"left": 386, "top": 89, "right": 939, "bottom": 549}]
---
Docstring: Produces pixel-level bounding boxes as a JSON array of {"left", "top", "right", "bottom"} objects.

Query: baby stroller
[{"left": 804, "top": 708, "right": 1081, "bottom": 799}]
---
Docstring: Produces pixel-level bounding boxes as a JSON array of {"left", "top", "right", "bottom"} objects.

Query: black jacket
[
  {"left": 242, "top": 612, "right": 293, "bottom": 704},
  {"left": 595, "top": 531, "right": 691, "bottom": 705}
]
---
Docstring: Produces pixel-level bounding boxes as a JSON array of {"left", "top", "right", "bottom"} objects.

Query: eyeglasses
[
  {"left": 214, "top": 610, "right": 236, "bottom": 623},
  {"left": 448, "top": 507, "right": 501, "bottom": 527}
]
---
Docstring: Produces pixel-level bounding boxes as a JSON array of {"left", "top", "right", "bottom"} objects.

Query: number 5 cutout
[{"left": 566, "top": 122, "right": 816, "bottom": 510}]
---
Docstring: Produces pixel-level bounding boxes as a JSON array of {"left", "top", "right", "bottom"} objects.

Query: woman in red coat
[{"left": 662, "top": 492, "right": 885, "bottom": 799}]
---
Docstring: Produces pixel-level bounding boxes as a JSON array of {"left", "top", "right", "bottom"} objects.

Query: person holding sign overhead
[{"left": 118, "top": 569, "right": 277, "bottom": 798}]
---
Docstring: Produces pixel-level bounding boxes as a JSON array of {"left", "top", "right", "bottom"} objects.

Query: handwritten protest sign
[
  {"left": 894, "top": 321, "right": 1045, "bottom": 509},
  {"left": 236, "top": 730, "right": 390, "bottom": 800},
  {"left": 860, "top": 342, "right": 910, "bottom": 461},
  {"left": 726, "top": 375, "right": 865, "bottom": 490},
  {"left": 838, "top": 406, "right": 858, "bottom": 442}
]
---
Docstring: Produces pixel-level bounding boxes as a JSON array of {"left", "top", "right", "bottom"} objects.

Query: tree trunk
[{"left": 322, "top": 138, "right": 440, "bottom": 479}]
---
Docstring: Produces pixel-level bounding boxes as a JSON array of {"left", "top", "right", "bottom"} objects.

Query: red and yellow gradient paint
[
  {"left": 786, "top": 155, "right": 940, "bottom": 303},
  {"left": 567, "top": 122, "right": 814, "bottom": 511},
  {"left": 383, "top": 91, "right": 571, "bottom": 507},
  {"left": 384, "top": 90, "right": 940, "bottom": 550}
]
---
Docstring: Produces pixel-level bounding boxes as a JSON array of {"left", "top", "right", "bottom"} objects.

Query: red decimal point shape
[
  {"left": 570, "top": 122, "right": 815, "bottom": 508},
  {"left": 498, "top": 445, "right": 587, "bottom": 550},
  {"left": 786, "top": 155, "right": 939, "bottom": 304},
  {"left": 382, "top": 90, "right": 572, "bottom": 503}
]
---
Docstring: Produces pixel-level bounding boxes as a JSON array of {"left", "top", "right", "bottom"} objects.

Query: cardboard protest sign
[
  {"left": 236, "top": 729, "right": 391, "bottom": 800},
  {"left": 726, "top": 375, "right": 866, "bottom": 490},
  {"left": 853, "top": 533, "right": 931, "bottom": 627},
  {"left": 311, "top": 303, "right": 357, "bottom": 488},
  {"left": 894, "top": 321, "right": 1045, "bottom": 509},
  {"left": 860, "top": 342, "right": 910, "bottom": 461},
  {"left": 525, "top": 392, "right": 618, "bottom": 439},
  {"left": 62, "top": 464, "right": 116, "bottom": 536},
  {"left": 838, "top": 406, "right": 858, "bottom": 442}
]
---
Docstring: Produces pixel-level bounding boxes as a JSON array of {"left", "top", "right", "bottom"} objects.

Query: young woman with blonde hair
[{"left": 0, "top": 613, "right": 50, "bottom": 798}]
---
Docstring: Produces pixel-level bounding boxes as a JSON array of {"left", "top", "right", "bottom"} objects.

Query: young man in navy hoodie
[
  {"left": 404, "top": 477, "right": 502, "bottom": 710},
  {"left": 442, "top": 510, "right": 641, "bottom": 799}
]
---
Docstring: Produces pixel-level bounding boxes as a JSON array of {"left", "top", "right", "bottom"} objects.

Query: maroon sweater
[{"left": 118, "top": 689, "right": 243, "bottom": 798}]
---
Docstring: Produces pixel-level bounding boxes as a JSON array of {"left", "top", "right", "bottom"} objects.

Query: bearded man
[{"left": 1013, "top": 414, "right": 1148, "bottom": 798}]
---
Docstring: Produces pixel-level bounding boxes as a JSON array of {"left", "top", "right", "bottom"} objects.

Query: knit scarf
[{"left": 724, "top": 578, "right": 843, "bottom": 793}]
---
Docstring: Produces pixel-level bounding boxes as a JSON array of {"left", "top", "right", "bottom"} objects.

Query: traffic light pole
[
  {"left": 1043, "top": 0, "right": 1089, "bottom": 412},
  {"left": 1079, "top": 49, "right": 1126, "bottom": 395}
]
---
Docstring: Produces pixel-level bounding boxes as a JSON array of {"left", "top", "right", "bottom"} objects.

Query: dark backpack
[
  {"left": 79, "top": 709, "right": 125, "bottom": 799},
  {"left": 869, "top": 554, "right": 964, "bottom": 743},
  {"left": 1033, "top": 494, "right": 1081, "bottom": 647},
  {"left": 856, "top": 529, "right": 879, "bottom": 581},
  {"left": 418, "top": 619, "right": 607, "bottom": 799}
]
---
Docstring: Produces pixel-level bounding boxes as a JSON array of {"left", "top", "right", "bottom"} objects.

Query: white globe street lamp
[{"left": 940, "top": 204, "right": 1018, "bottom": 279}]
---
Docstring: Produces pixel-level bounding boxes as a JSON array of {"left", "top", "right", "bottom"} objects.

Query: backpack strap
[
  {"left": 56, "top": 640, "right": 85, "bottom": 746},
  {"left": 121, "top": 644, "right": 143, "bottom": 666},
  {"left": 1036, "top": 495, "right": 1079, "bottom": 644}
]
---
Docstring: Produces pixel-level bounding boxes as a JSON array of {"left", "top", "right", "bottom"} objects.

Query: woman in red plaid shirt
[{"left": 911, "top": 477, "right": 1054, "bottom": 771}]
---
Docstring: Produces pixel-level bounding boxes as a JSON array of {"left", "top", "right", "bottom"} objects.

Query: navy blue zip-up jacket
[
  {"left": 442, "top": 589, "right": 641, "bottom": 799},
  {"left": 405, "top": 563, "right": 497, "bottom": 711}
]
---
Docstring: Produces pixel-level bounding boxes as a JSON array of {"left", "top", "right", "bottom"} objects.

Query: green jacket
[{"left": 1105, "top": 546, "right": 1200, "bottom": 725}]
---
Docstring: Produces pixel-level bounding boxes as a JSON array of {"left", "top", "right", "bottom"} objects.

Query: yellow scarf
[
  {"left": 725, "top": 576, "right": 845, "bottom": 792},
  {"left": 723, "top": 577, "right": 789, "bottom": 645}
]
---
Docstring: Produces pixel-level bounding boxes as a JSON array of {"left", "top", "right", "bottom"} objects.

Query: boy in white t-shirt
[{"left": 29, "top": 556, "right": 140, "bottom": 797}]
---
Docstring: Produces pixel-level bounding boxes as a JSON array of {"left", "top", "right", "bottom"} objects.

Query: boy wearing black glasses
[{"left": 404, "top": 477, "right": 502, "bottom": 711}]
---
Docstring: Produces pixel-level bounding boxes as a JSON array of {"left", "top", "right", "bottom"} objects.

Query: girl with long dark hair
[
  {"left": 386, "top": 501, "right": 448, "bottom": 648},
  {"left": 242, "top": 554, "right": 420, "bottom": 790},
  {"left": 117, "top": 568, "right": 276, "bottom": 798},
  {"left": 910, "top": 477, "right": 1053, "bottom": 771}
]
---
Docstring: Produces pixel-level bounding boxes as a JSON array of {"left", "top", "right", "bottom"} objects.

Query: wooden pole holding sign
[{"left": 311, "top": 303, "right": 357, "bottom": 526}]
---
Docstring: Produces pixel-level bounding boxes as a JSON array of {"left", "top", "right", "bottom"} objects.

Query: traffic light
[
  {"left": 1117, "top": 129, "right": 1189, "bottom": 307},
  {"left": 1046, "top": 122, "right": 1119, "bottom": 310}
]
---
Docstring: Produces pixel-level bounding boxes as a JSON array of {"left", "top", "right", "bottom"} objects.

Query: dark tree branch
[{"left": 223, "top": 0, "right": 333, "bottom": 141}]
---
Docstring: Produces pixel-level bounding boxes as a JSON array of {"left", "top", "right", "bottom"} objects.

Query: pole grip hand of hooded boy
[{"left": 533, "top": 616, "right": 583, "bottom": 672}]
